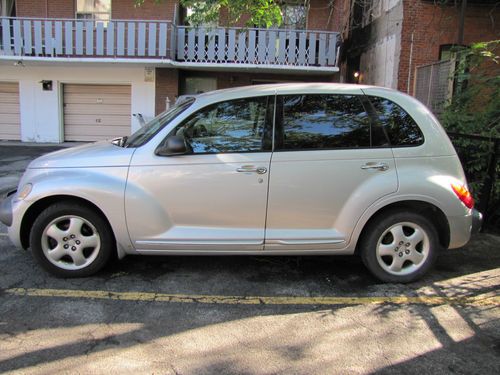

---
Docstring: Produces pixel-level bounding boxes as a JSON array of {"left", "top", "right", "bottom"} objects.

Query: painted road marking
[
  {"left": 4, "top": 288, "right": 499, "bottom": 307},
  {"left": 0, "top": 233, "right": 8, "bottom": 237}
]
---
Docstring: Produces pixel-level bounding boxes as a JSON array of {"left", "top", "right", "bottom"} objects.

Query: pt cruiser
[{"left": 0, "top": 83, "right": 482, "bottom": 282}]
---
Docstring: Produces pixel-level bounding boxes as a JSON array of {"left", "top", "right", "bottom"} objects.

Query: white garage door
[
  {"left": 0, "top": 82, "right": 21, "bottom": 141},
  {"left": 63, "top": 84, "right": 131, "bottom": 141}
]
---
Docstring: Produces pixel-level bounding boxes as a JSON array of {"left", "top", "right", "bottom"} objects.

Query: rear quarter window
[{"left": 368, "top": 96, "right": 424, "bottom": 147}]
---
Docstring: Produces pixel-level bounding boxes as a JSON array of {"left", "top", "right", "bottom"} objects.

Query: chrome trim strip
[
  {"left": 265, "top": 239, "right": 345, "bottom": 245},
  {"left": 136, "top": 240, "right": 262, "bottom": 246}
]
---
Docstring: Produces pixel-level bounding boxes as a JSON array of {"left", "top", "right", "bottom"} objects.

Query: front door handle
[
  {"left": 361, "top": 162, "right": 389, "bottom": 171},
  {"left": 236, "top": 165, "right": 267, "bottom": 174}
]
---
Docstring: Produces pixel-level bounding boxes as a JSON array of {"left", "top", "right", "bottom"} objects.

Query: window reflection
[
  {"left": 280, "top": 95, "right": 371, "bottom": 150},
  {"left": 172, "top": 97, "right": 270, "bottom": 154},
  {"left": 369, "top": 97, "right": 424, "bottom": 146}
]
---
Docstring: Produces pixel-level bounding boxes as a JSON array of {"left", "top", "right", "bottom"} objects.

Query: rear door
[{"left": 265, "top": 93, "right": 398, "bottom": 250}]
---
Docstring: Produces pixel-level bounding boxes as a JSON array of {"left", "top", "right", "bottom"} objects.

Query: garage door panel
[
  {"left": 64, "top": 115, "right": 131, "bottom": 127},
  {"left": 0, "top": 82, "right": 21, "bottom": 141},
  {"left": 0, "top": 93, "right": 20, "bottom": 104},
  {"left": 0, "top": 114, "right": 22, "bottom": 124},
  {"left": 0, "top": 124, "right": 22, "bottom": 132},
  {"left": 0, "top": 82, "right": 20, "bottom": 94},
  {"left": 64, "top": 104, "right": 131, "bottom": 116},
  {"left": 65, "top": 125, "right": 130, "bottom": 137},
  {"left": 64, "top": 85, "right": 131, "bottom": 95},
  {"left": 0, "top": 103, "right": 21, "bottom": 114},
  {"left": 64, "top": 94, "right": 131, "bottom": 105},
  {"left": 63, "top": 84, "right": 131, "bottom": 141}
]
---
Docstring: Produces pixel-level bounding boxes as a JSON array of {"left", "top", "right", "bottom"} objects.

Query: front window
[
  {"left": 124, "top": 99, "right": 195, "bottom": 148},
  {"left": 76, "top": 0, "right": 111, "bottom": 24},
  {"left": 169, "top": 97, "right": 272, "bottom": 154}
]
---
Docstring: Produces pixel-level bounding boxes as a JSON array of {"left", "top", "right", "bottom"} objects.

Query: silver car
[{"left": 0, "top": 83, "right": 482, "bottom": 282}]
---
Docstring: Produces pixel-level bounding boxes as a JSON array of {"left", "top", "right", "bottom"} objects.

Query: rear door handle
[
  {"left": 236, "top": 165, "right": 267, "bottom": 174},
  {"left": 361, "top": 162, "right": 389, "bottom": 171}
]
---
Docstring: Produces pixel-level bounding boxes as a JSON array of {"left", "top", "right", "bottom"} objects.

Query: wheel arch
[
  {"left": 20, "top": 195, "right": 116, "bottom": 251},
  {"left": 354, "top": 200, "right": 450, "bottom": 255}
]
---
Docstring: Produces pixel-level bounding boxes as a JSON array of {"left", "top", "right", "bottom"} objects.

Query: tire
[
  {"left": 30, "top": 202, "right": 114, "bottom": 278},
  {"left": 360, "top": 210, "right": 439, "bottom": 283}
]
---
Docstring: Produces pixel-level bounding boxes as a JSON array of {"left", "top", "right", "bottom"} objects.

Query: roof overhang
[{"left": 0, "top": 55, "right": 339, "bottom": 75}]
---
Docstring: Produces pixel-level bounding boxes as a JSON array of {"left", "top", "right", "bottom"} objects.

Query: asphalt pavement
[{"left": 0, "top": 143, "right": 499, "bottom": 374}]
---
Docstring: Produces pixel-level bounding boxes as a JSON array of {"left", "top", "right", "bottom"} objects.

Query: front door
[
  {"left": 126, "top": 95, "right": 273, "bottom": 252},
  {"left": 265, "top": 93, "right": 398, "bottom": 250}
]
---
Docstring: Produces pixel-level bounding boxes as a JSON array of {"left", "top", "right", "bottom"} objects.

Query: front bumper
[
  {"left": 471, "top": 208, "right": 483, "bottom": 234},
  {"left": 0, "top": 190, "right": 15, "bottom": 227}
]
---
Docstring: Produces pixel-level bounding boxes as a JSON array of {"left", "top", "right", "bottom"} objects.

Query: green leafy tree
[
  {"left": 441, "top": 40, "right": 500, "bottom": 225},
  {"left": 134, "top": 0, "right": 283, "bottom": 28},
  {"left": 441, "top": 40, "right": 499, "bottom": 137}
]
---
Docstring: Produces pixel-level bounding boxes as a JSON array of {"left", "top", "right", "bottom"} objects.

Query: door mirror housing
[{"left": 156, "top": 135, "right": 188, "bottom": 156}]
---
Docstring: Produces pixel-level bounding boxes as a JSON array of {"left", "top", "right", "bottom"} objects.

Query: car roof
[{"left": 192, "top": 82, "right": 378, "bottom": 104}]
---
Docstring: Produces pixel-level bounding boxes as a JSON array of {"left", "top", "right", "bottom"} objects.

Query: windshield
[{"left": 124, "top": 99, "right": 194, "bottom": 148}]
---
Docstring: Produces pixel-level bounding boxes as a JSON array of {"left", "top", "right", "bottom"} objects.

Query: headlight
[{"left": 17, "top": 183, "right": 33, "bottom": 200}]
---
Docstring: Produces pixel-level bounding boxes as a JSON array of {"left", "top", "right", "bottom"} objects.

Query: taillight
[{"left": 451, "top": 183, "right": 474, "bottom": 209}]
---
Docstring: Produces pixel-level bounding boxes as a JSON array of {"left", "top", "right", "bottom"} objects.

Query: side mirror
[{"left": 156, "top": 135, "right": 188, "bottom": 156}]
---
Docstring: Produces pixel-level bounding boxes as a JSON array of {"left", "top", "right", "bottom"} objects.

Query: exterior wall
[
  {"left": 0, "top": 64, "right": 155, "bottom": 142},
  {"left": 358, "top": 0, "right": 403, "bottom": 89},
  {"left": 16, "top": 0, "right": 177, "bottom": 20},
  {"left": 215, "top": 72, "right": 336, "bottom": 89},
  {"left": 155, "top": 69, "right": 338, "bottom": 115},
  {"left": 155, "top": 68, "right": 179, "bottom": 115},
  {"left": 308, "top": 0, "right": 349, "bottom": 31},
  {"left": 112, "top": 0, "right": 176, "bottom": 21},
  {"left": 16, "top": 0, "right": 64, "bottom": 18},
  {"left": 219, "top": 0, "right": 349, "bottom": 32},
  {"left": 399, "top": 0, "right": 500, "bottom": 93}
]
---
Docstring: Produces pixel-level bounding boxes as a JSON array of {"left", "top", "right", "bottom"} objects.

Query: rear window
[
  {"left": 368, "top": 96, "right": 424, "bottom": 147},
  {"left": 277, "top": 94, "right": 371, "bottom": 150}
]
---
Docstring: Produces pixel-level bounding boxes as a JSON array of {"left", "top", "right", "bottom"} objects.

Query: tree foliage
[
  {"left": 134, "top": 0, "right": 283, "bottom": 28},
  {"left": 441, "top": 40, "right": 499, "bottom": 137},
  {"left": 440, "top": 40, "right": 500, "bottom": 224}
]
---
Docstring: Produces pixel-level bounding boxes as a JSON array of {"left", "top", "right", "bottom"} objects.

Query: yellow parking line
[{"left": 4, "top": 287, "right": 499, "bottom": 307}]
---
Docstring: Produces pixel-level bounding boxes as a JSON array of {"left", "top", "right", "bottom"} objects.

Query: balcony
[
  {"left": 0, "top": 17, "right": 340, "bottom": 71},
  {"left": 176, "top": 26, "right": 339, "bottom": 68}
]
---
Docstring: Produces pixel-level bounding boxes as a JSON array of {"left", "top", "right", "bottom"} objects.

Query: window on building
[
  {"left": 281, "top": 1, "right": 307, "bottom": 29},
  {"left": 76, "top": 0, "right": 111, "bottom": 23},
  {"left": 439, "top": 44, "right": 463, "bottom": 61},
  {"left": 439, "top": 44, "right": 469, "bottom": 94}
]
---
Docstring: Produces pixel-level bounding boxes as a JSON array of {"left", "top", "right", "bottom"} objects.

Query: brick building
[
  {"left": 0, "top": 0, "right": 347, "bottom": 142},
  {"left": 343, "top": 0, "right": 499, "bottom": 95}
]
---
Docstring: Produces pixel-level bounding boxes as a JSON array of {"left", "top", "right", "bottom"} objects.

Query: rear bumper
[
  {"left": 471, "top": 208, "right": 483, "bottom": 234},
  {"left": 448, "top": 208, "right": 483, "bottom": 249}
]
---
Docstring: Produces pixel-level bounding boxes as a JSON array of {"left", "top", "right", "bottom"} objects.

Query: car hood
[{"left": 28, "top": 141, "right": 136, "bottom": 169}]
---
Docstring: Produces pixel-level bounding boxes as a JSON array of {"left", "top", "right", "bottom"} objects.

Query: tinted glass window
[
  {"left": 125, "top": 99, "right": 194, "bottom": 148},
  {"left": 171, "top": 96, "right": 270, "bottom": 154},
  {"left": 278, "top": 95, "right": 371, "bottom": 150},
  {"left": 369, "top": 96, "right": 424, "bottom": 146}
]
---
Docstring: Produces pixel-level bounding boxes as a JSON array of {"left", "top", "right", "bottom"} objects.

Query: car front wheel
[
  {"left": 30, "top": 202, "right": 113, "bottom": 277},
  {"left": 360, "top": 210, "right": 439, "bottom": 283}
]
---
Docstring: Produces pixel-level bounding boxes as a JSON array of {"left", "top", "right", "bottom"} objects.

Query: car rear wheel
[
  {"left": 30, "top": 202, "right": 113, "bottom": 277},
  {"left": 360, "top": 210, "right": 439, "bottom": 283}
]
